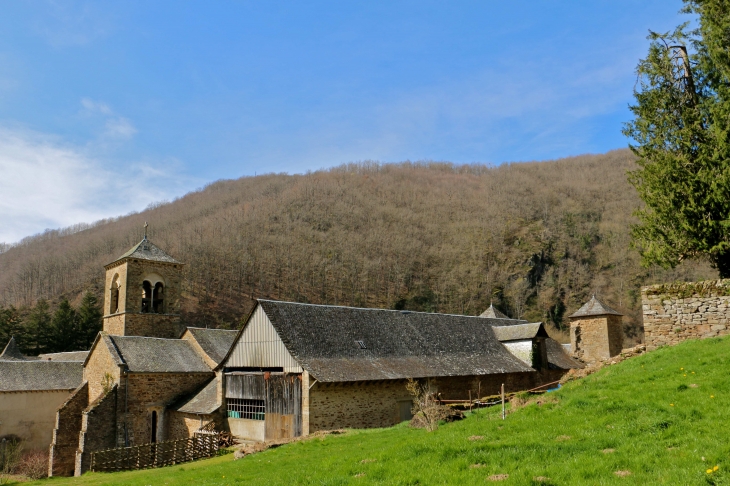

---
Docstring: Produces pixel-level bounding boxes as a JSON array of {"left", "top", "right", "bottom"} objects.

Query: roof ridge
[{"left": 257, "top": 298, "right": 525, "bottom": 320}]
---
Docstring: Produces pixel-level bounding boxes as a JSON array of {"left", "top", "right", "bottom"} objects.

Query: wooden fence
[{"left": 90, "top": 433, "right": 219, "bottom": 472}]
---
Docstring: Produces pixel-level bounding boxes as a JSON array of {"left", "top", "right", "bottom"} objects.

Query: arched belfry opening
[
  {"left": 153, "top": 282, "right": 164, "bottom": 313},
  {"left": 141, "top": 281, "right": 152, "bottom": 313},
  {"left": 110, "top": 274, "right": 120, "bottom": 314}
]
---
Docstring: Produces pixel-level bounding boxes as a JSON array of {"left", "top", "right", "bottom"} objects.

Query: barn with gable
[{"left": 219, "top": 300, "right": 562, "bottom": 442}]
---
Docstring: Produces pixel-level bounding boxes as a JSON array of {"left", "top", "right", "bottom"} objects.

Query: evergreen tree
[
  {"left": 77, "top": 291, "right": 102, "bottom": 350},
  {"left": 25, "top": 299, "right": 52, "bottom": 355},
  {"left": 623, "top": 1, "right": 730, "bottom": 276},
  {"left": 51, "top": 299, "right": 78, "bottom": 353},
  {"left": 0, "top": 305, "right": 23, "bottom": 351}
]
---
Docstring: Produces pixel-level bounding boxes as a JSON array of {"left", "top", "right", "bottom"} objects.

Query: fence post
[{"left": 501, "top": 384, "right": 505, "bottom": 420}]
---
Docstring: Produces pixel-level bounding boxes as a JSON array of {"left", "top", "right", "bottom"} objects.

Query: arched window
[
  {"left": 110, "top": 275, "right": 120, "bottom": 314},
  {"left": 153, "top": 283, "right": 164, "bottom": 314},
  {"left": 141, "top": 281, "right": 152, "bottom": 313}
]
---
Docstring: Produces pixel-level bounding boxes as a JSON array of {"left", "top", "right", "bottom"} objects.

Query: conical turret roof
[
  {"left": 0, "top": 337, "right": 26, "bottom": 361},
  {"left": 479, "top": 304, "right": 510, "bottom": 319},
  {"left": 108, "top": 237, "right": 181, "bottom": 266},
  {"left": 569, "top": 295, "right": 622, "bottom": 318}
]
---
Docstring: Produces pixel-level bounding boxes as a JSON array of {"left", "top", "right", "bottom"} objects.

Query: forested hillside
[{"left": 0, "top": 149, "right": 716, "bottom": 351}]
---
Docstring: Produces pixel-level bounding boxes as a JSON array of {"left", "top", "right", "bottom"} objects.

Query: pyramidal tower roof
[
  {"left": 569, "top": 295, "right": 622, "bottom": 318},
  {"left": 479, "top": 304, "right": 510, "bottom": 319},
  {"left": 109, "top": 236, "right": 181, "bottom": 266},
  {"left": 1, "top": 337, "right": 26, "bottom": 361}
]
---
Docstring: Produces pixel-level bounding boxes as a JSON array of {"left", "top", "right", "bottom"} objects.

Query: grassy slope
[{"left": 31, "top": 337, "right": 730, "bottom": 485}]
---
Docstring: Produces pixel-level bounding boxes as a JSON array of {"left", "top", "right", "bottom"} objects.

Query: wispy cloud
[
  {"left": 0, "top": 127, "right": 197, "bottom": 244},
  {"left": 80, "top": 97, "right": 137, "bottom": 139},
  {"left": 33, "top": 1, "right": 114, "bottom": 48}
]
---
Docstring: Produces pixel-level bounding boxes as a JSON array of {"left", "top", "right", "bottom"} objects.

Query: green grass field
[{"left": 24, "top": 336, "right": 730, "bottom": 485}]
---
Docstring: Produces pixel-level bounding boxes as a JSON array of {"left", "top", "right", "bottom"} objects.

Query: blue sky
[{"left": 0, "top": 1, "right": 689, "bottom": 243}]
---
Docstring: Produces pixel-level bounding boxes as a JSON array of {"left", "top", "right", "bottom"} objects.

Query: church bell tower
[{"left": 103, "top": 225, "right": 184, "bottom": 339}]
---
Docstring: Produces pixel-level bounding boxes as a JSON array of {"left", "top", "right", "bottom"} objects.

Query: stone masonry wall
[
  {"left": 642, "top": 280, "right": 730, "bottom": 349},
  {"left": 308, "top": 371, "right": 556, "bottom": 432},
  {"left": 570, "top": 315, "right": 623, "bottom": 362},
  {"left": 84, "top": 337, "right": 121, "bottom": 404},
  {"left": 123, "top": 313, "right": 182, "bottom": 339},
  {"left": 123, "top": 260, "right": 182, "bottom": 316},
  {"left": 166, "top": 411, "right": 212, "bottom": 440},
  {"left": 75, "top": 386, "right": 118, "bottom": 476},
  {"left": 123, "top": 372, "right": 213, "bottom": 445},
  {"left": 49, "top": 382, "right": 88, "bottom": 477}
]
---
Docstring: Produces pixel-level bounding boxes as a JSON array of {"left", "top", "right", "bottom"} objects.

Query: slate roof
[
  {"left": 185, "top": 328, "right": 238, "bottom": 365},
  {"left": 546, "top": 338, "right": 584, "bottom": 370},
  {"left": 108, "top": 237, "right": 181, "bottom": 266},
  {"left": 0, "top": 337, "right": 27, "bottom": 361},
  {"left": 174, "top": 376, "right": 220, "bottom": 415},
  {"left": 569, "top": 295, "right": 622, "bottom": 318},
  {"left": 255, "top": 300, "right": 534, "bottom": 382},
  {"left": 106, "top": 335, "right": 212, "bottom": 373},
  {"left": 38, "top": 351, "right": 89, "bottom": 362},
  {"left": 0, "top": 361, "right": 83, "bottom": 391},
  {"left": 479, "top": 304, "right": 510, "bottom": 319},
  {"left": 492, "top": 322, "right": 548, "bottom": 342}
]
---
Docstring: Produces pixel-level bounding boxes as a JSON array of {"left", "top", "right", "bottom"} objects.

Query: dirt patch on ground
[
  {"left": 555, "top": 435, "right": 571, "bottom": 441},
  {"left": 234, "top": 429, "right": 349, "bottom": 459},
  {"left": 468, "top": 435, "right": 484, "bottom": 441},
  {"left": 561, "top": 345, "right": 646, "bottom": 384},
  {"left": 602, "top": 448, "right": 615, "bottom": 454},
  {"left": 533, "top": 477, "right": 551, "bottom": 483},
  {"left": 487, "top": 474, "right": 509, "bottom": 481},
  {"left": 614, "top": 470, "right": 632, "bottom": 477}
]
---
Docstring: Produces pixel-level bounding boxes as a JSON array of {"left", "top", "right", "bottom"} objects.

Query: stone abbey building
[
  {"left": 48, "top": 237, "right": 236, "bottom": 477},
  {"left": 13, "top": 234, "right": 612, "bottom": 476}
]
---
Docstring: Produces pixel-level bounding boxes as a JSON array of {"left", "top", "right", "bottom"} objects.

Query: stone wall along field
[{"left": 642, "top": 279, "right": 730, "bottom": 350}]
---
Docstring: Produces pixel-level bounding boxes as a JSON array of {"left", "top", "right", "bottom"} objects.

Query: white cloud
[
  {"left": 80, "top": 97, "right": 137, "bottom": 139},
  {"left": 81, "top": 97, "right": 112, "bottom": 115},
  {"left": 0, "top": 127, "right": 197, "bottom": 244},
  {"left": 104, "top": 117, "right": 137, "bottom": 139}
]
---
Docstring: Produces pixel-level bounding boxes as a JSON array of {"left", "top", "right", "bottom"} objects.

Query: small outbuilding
[{"left": 569, "top": 295, "right": 624, "bottom": 362}]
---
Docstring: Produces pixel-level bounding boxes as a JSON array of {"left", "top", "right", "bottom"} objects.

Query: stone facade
[
  {"left": 49, "top": 383, "right": 89, "bottom": 477},
  {"left": 167, "top": 411, "right": 213, "bottom": 440},
  {"left": 570, "top": 315, "right": 623, "bottom": 362},
  {"left": 75, "top": 386, "right": 118, "bottom": 475},
  {"left": 103, "top": 258, "right": 183, "bottom": 339},
  {"left": 307, "top": 371, "right": 558, "bottom": 432},
  {"left": 122, "top": 372, "right": 213, "bottom": 446},
  {"left": 642, "top": 280, "right": 730, "bottom": 349}
]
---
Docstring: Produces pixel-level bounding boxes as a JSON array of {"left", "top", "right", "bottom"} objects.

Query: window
[
  {"left": 227, "top": 399, "right": 265, "bottom": 420},
  {"left": 153, "top": 282, "right": 164, "bottom": 313},
  {"left": 141, "top": 281, "right": 152, "bottom": 313},
  {"left": 110, "top": 275, "right": 120, "bottom": 314}
]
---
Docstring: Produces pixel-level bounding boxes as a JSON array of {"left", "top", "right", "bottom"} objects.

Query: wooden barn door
[{"left": 264, "top": 373, "right": 302, "bottom": 440}]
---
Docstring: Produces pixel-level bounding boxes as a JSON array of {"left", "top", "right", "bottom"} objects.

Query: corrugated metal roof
[
  {"left": 185, "top": 328, "right": 238, "bottom": 365},
  {"left": 492, "top": 322, "right": 548, "bottom": 341},
  {"left": 569, "top": 295, "right": 622, "bottom": 318},
  {"left": 256, "top": 300, "right": 534, "bottom": 382},
  {"left": 108, "top": 335, "right": 212, "bottom": 373},
  {"left": 174, "top": 376, "right": 220, "bottom": 415},
  {"left": 108, "top": 237, "right": 181, "bottom": 266},
  {"left": 0, "top": 361, "right": 83, "bottom": 391}
]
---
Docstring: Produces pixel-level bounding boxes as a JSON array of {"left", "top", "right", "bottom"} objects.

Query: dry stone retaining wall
[{"left": 642, "top": 279, "right": 730, "bottom": 350}]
